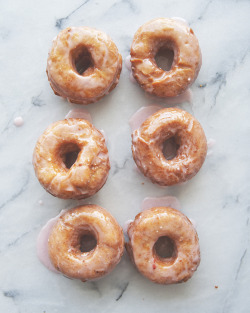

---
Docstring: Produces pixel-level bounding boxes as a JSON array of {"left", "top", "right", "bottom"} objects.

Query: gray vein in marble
[
  {"left": 235, "top": 248, "right": 247, "bottom": 281},
  {"left": 111, "top": 157, "right": 131, "bottom": 176},
  {"left": 208, "top": 50, "right": 249, "bottom": 109},
  {"left": 89, "top": 282, "right": 101, "bottom": 296},
  {"left": 0, "top": 171, "right": 29, "bottom": 210},
  {"left": 222, "top": 194, "right": 239, "bottom": 210},
  {"left": 222, "top": 247, "right": 248, "bottom": 313},
  {"left": 3, "top": 290, "right": 21, "bottom": 313},
  {"left": 207, "top": 72, "right": 227, "bottom": 109},
  {"left": 111, "top": 0, "right": 138, "bottom": 13},
  {"left": 3, "top": 290, "right": 19, "bottom": 299},
  {"left": 197, "top": 0, "right": 213, "bottom": 22},
  {"left": 188, "top": 0, "right": 213, "bottom": 25},
  {"left": 55, "top": 0, "right": 91, "bottom": 29},
  {"left": 116, "top": 282, "right": 129, "bottom": 301},
  {"left": 0, "top": 226, "right": 39, "bottom": 254},
  {"left": 32, "top": 93, "right": 46, "bottom": 107}
]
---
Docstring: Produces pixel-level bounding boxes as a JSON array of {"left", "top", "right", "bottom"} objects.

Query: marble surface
[{"left": 0, "top": 0, "right": 250, "bottom": 312}]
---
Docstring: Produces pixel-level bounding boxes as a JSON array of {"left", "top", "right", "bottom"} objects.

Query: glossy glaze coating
[
  {"left": 126, "top": 207, "right": 200, "bottom": 284},
  {"left": 132, "top": 108, "right": 207, "bottom": 186},
  {"left": 130, "top": 18, "right": 201, "bottom": 97},
  {"left": 48, "top": 205, "right": 124, "bottom": 281},
  {"left": 47, "top": 27, "right": 122, "bottom": 104},
  {"left": 33, "top": 119, "right": 110, "bottom": 199}
]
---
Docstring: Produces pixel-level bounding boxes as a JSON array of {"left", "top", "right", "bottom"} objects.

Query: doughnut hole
[
  {"left": 153, "top": 236, "right": 177, "bottom": 264},
  {"left": 58, "top": 142, "right": 81, "bottom": 169},
  {"left": 155, "top": 45, "right": 175, "bottom": 71},
  {"left": 80, "top": 233, "right": 97, "bottom": 253},
  {"left": 162, "top": 137, "right": 180, "bottom": 160},
  {"left": 71, "top": 46, "right": 94, "bottom": 75},
  {"left": 71, "top": 226, "right": 97, "bottom": 253}
]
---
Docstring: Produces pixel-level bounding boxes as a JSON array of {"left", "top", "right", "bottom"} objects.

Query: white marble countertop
[{"left": 1, "top": 0, "right": 250, "bottom": 312}]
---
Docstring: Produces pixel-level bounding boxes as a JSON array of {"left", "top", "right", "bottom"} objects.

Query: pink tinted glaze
[
  {"left": 100, "top": 129, "right": 108, "bottom": 143},
  {"left": 134, "top": 165, "right": 142, "bottom": 174},
  {"left": 129, "top": 105, "right": 162, "bottom": 131},
  {"left": 37, "top": 210, "right": 66, "bottom": 273},
  {"left": 14, "top": 116, "right": 24, "bottom": 127},
  {"left": 142, "top": 196, "right": 181, "bottom": 211},
  {"left": 129, "top": 72, "right": 137, "bottom": 84},
  {"left": 65, "top": 109, "right": 92, "bottom": 123},
  {"left": 207, "top": 138, "right": 216, "bottom": 148},
  {"left": 207, "top": 138, "right": 216, "bottom": 157},
  {"left": 189, "top": 218, "right": 197, "bottom": 228},
  {"left": 123, "top": 219, "right": 134, "bottom": 232},
  {"left": 125, "top": 55, "right": 131, "bottom": 70},
  {"left": 171, "top": 17, "right": 189, "bottom": 26}
]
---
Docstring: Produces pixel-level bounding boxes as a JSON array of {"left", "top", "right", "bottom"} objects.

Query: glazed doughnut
[
  {"left": 47, "top": 26, "right": 122, "bottom": 104},
  {"left": 126, "top": 207, "right": 200, "bottom": 284},
  {"left": 48, "top": 205, "right": 124, "bottom": 281},
  {"left": 33, "top": 118, "right": 110, "bottom": 199},
  {"left": 132, "top": 108, "right": 207, "bottom": 186},
  {"left": 130, "top": 18, "right": 201, "bottom": 97}
]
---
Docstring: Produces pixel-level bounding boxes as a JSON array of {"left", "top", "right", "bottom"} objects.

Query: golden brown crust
[
  {"left": 130, "top": 18, "right": 202, "bottom": 97},
  {"left": 132, "top": 108, "right": 207, "bottom": 186},
  {"left": 126, "top": 207, "right": 200, "bottom": 284},
  {"left": 47, "top": 27, "right": 122, "bottom": 104},
  {"left": 48, "top": 205, "right": 124, "bottom": 281},
  {"left": 33, "top": 118, "right": 110, "bottom": 199}
]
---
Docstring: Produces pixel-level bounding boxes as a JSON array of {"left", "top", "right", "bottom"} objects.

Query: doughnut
[
  {"left": 132, "top": 107, "right": 207, "bottom": 186},
  {"left": 48, "top": 205, "right": 124, "bottom": 281},
  {"left": 126, "top": 207, "right": 200, "bottom": 284},
  {"left": 33, "top": 118, "right": 110, "bottom": 199},
  {"left": 47, "top": 26, "right": 122, "bottom": 104},
  {"left": 130, "top": 18, "right": 201, "bottom": 97}
]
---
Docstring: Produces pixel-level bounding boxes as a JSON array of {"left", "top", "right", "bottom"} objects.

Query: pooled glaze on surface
[
  {"left": 130, "top": 18, "right": 201, "bottom": 97},
  {"left": 48, "top": 205, "right": 124, "bottom": 281},
  {"left": 126, "top": 207, "right": 200, "bottom": 284},
  {"left": 47, "top": 26, "right": 122, "bottom": 104},
  {"left": 142, "top": 196, "right": 181, "bottom": 211},
  {"left": 37, "top": 210, "right": 67, "bottom": 273},
  {"left": 132, "top": 108, "right": 207, "bottom": 186},
  {"left": 33, "top": 118, "right": 110, "bottom": 199},
  {"left": 14, "top": 116, "right": 24, "bottom": 127},
  {"left": 124, "top": 196, "right": 181, "bottom": 232},
  {"left": 129, "top": 105, "right": 162, "bottom": 131},
  {"left": 125, "top": 55, "right": 131, "bottom": 70},
  {"left": 65, "top": 109, "right": 92, "bottom": 122},
  {"left": 171, "top": 17, "right": 189, "bottom": 26}
]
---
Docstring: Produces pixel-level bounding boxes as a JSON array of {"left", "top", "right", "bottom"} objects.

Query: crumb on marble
[
  {"left": 198, "top": 83, "right": 207, "bottom": 88},
  {"left": 141, "top": 182, "right": 144, "bottom": 185},
  {"left": 215, "top": 285, "right": 218, "bottom": 289}
]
